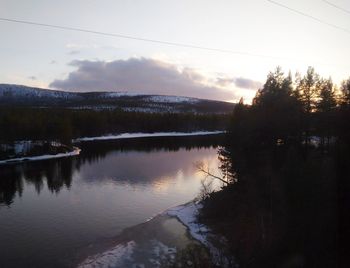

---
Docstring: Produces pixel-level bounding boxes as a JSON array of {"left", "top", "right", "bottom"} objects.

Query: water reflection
[
  {"left": 0, "top": 159, "right": 74, "bottom": 206},
  {"left": 0, "top": 135, "right": 223, "bottom": 268},
  {"left": 0, "top": 135, "right": 223, "bottom": 207}
]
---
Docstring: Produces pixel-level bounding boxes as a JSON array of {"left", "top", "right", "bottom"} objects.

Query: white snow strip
[
  {"left": 166, "top": 202, "right": 235, "bottom": 267},
  {"left": 100, "top": 92, "right": 142, "bottom": 98},
  {"left": 78, "top": 241, "right": 136, "bottom": 268},
  {"left": 149, "top": 239, "right": 177, "bottom": 268},
  {"left": 147, "top": 95, "right": 199, "bottom": 104},
  {"left": 0, "top": 147, "right": 81, "bottom": 165},
  {"left": 166, "top": 202, "right": 207, "bottom": 245},
  {"left": 74, "top": 131, "right": 224, "bottom": 142}
]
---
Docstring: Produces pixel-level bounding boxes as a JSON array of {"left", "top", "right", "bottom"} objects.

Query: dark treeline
[
  {"left": 200, "top": 67, "right": 350, "bottom": 267},
  {"left": 78, "top": 134, "right": 224, "bottom": 157},
  {"left": 0, "top": 108, "right": 229, "bottom": 144},
  {"left": 230, "top": 66, "right": 350, "bottom": 148},
  {"left": 0, "top": 158, "right": 74, "bottom": 206},
  {"left": 0, "top": 135, "right": 223, "bottom": 206}
]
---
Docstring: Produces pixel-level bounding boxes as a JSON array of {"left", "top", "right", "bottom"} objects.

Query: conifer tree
[{"left": 316, "top": 78, "right": 337, "bottom": 147}]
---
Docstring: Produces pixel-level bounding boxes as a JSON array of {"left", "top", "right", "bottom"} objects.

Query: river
[{"left": 0, "top": 135, "right": 223, "bottom": 268}]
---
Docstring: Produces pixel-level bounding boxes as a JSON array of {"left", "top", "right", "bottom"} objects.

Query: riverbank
[
  {"left": 77, "top": 201, "right": 235, "bottom": 268},
  {"left": 0, "top": 146, "right": 81, "bottom": 165},
  {"left": 73, "top": 131, "right": 225, "bottom": 142},
  {"left": 0, "top": 131, "right": 223, "bottom": 165}
]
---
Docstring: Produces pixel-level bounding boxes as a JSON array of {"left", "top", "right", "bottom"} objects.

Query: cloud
[
  {"left": 50, "top": 60, "right": 57, "bottom": 64},
  {"left": 50, "top": 58, "right": 237, "bottom": 101},
  {"left": 65, "top": 43, "right": 98, "bottom": 49},
  {"left": 216, "top": 77, "right": 235, "bottom": 87},
  {"left": 28, "top": 76, "right": 37, "bottom": 80},
  {"left": 216, "top": 76, "right": 262, "bottom": 90},
  {"left": 68, "top": 50, "right": 80, "bottom": 55},
  {"left": 234, "top": 77, "right": 262, "bottom": 90}
]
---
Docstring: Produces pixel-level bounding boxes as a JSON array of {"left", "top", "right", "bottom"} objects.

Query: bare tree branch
[{"left": 195, "top": 161, "right": 229, "bottom": 185}]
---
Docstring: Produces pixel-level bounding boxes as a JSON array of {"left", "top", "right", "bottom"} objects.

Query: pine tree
[
  {"left": 341, "top": 77, "right": 350, "bottom": 106},
  {"left": 251, "top": 67, "right": 300, "bottom": 144},
  {"left": 296, "top": 66, "right": 319, "bottom": 114},
  {"left": 295, "top": 67, "right": 319, "bottom": 143},
  {"left": 316, "top": 78, "right": 337, "bottom": 147},
  {"left": 317, "top": 78, "right": 336, "bottom": 113}
]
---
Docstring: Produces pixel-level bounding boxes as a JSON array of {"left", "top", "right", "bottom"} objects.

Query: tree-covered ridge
[
  {"left": 200, "top": 67, "right": 349, "bottom": 267},
  {"left": 0, "top": 84, "right": 234, "bottom": 114},
  {"left": 230, "top": 66, "right": 350, "bottom": 148},
  {"left": 0, "top": 108, "right": 229, "bottom": 144}
]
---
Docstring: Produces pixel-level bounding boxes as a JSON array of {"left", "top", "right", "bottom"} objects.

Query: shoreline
[
  {"left": 0, "top": 146, "right": 81, "bottom": 165},
  {"left": 0, "top": 131, "right": 224, "bottom": 165},
  {"left": 73, "top": 130, "right": 225, "bottom": 142},
  {"left": 165, "top": 202, "right": 235, "bottom": 267},
  {"left": 77, "top": 201, "right": 235, "bottom": 268}
]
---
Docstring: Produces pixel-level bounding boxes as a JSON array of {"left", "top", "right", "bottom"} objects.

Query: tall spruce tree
[
  {"left": 295, "top": 67, "right": 319, "bottom": 143},
  {"left": 341, "top": 77, "right": 350, "bottom": 106},
  {"left": 317, "top": 78, "right": 336, "bottom": 113},
  {"left": 252, "top": 67, "right": 300, "bottom": 144},
  {"left": 316, "top": 78, "right": 337, "bottom": 147}
]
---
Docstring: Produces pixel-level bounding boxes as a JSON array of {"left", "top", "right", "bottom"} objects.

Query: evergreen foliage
[
  {"left": 0, "top": 108, "right": 229, "bottom": 144},
  {"left": 201, "top": 66, "right": 350, "bottom": 267}
]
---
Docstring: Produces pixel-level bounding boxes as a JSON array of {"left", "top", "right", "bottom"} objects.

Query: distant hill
[{"left": 0, "top": 84, "right": 234, "bottom": 114}]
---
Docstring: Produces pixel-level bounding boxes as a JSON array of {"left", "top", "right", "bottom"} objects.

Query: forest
[
  {"left": 0, "top": 108, "right": 229, "bottom": 144},
  {"left": 1, "top": 65, "right": 349, "bottom": 266},
  {"left": 200, "top": 67, "right": 349, "bottom": 267}
]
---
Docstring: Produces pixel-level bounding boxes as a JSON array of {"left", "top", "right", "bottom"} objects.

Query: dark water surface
[{"left": 0, "top": 136, "right": 223, "bottom": 268}]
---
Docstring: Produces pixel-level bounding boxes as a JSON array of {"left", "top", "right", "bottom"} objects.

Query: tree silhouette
[
  {"left": 316, "top": 78, "right": 337, "bottom": 147},
  {"left": 251, "top": 67, "right": 300, "bottom": 145},
  {"left": 341, "top": 77, "right": 350, "bottom": 106}
]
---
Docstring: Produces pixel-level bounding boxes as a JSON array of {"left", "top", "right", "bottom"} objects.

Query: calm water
[{"left": 0, "top": 136, "right": 223, "bottom": 268}]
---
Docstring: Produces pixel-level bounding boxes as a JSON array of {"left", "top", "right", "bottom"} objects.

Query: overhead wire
[
  {"left": 0, "top": 11, "right": 348, "bottom": 68},
  {"left": 0, "top": 17, "right": 284, "bottom": 60},
  {"left": 266, "top": 0, "right": 350, "bottom": 34},
  {"left": 321, "top": 0, "right": 350, "bottom": 15}
]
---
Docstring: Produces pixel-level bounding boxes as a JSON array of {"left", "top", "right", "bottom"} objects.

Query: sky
[{"left": 0, "top": 0, "right": 349, "bottom": 102}]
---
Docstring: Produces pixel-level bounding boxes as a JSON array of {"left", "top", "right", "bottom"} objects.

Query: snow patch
[
  {"left": 78, "top": 241, "right": 136, "bottom": 268},
  {"left": 149, "top": 240, "right": 177, "bottom": 268},
  {"left": 0, "top": 84, "right": 79, "bottom": 99},
  {"left": 0, "top": 147, "right": 81, "bottom": 165},
  {"left": 74, "top": 131, "right": 224, "bottom": 142},
  {"left": 147, "top": 95, "right": 200, "bottom": 104},
  {"left": 166, "top": 203, "right": 207, "bottom": 245},
  {"left": 99, "top": 92, "right": 142, "bottom": 98},
  {"left": 166, "top": 202, "right": 236, "bottom": 267}
]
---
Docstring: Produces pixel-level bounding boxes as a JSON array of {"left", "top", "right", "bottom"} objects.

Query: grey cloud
[
  {"left": 28, "top": 76, "right": 37, "bottom": 80},
  {"left": 216, "top": 77, "right": 235, "bottom": 87},
  {"left": 68, "top": 50, "right": 80, "bottom": 55},
  {"left": 234, "top": 77, "right": 262, "bottom": 90},
  {"left": 50, "top": 60, "right": 57, "bottom": 64},
  {"left": 50, "top": 58, "right": 236, "bottom": 101}
]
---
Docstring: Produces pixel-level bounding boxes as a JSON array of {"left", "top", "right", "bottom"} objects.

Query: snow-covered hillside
[
  {"left": 98, "top": 92, "right": 143, "bottom": 98},
  {"left": 0, "top": 84, "right": 234, "bottom": 114},
  {"left": 145, "top": 95, "right": 200, "bottom": 104},
  {"left": 0, "top": 84, "right": 79, "bottom": 99}
]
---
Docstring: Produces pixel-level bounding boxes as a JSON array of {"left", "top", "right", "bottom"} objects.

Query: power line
[
  {"left": 0, "top": 16, "right": 347, "bottom": 68},
  {"left": 0, "top": 17, "right": 284, "bottom": 60},
  {"left": 266, "top": 0, "right": 350, "bottom": 34},
  {"left": 321, "top": 0, "right": 350, "bottom": 15}
]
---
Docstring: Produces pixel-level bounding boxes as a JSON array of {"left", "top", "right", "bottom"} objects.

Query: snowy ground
[
  {"left": 78, "top": 241, "right": 137, "bottom": 268},
  {"left": 74, "top": 131, "right": 224, "bottom": 142},
  {"left": 76, "top": 215, "right": 188, "bottom": 268},
  {"left": 0, "top": 131, "right": 223, "bottom": 165},
  {"left": 78, "top": 239, "right": 178, "bottom": 268},
  {"left": 0, "top": 147, "right": 81, "bottom": 165},
  {"left": 146, "top": 95, "right": 200, "bottom": 104},
  {"left": 76, "top": 201, "right": 236, "bottom": 268},
  {"left": 166, "top": 202, "right": 236, "bottom": 267}
]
